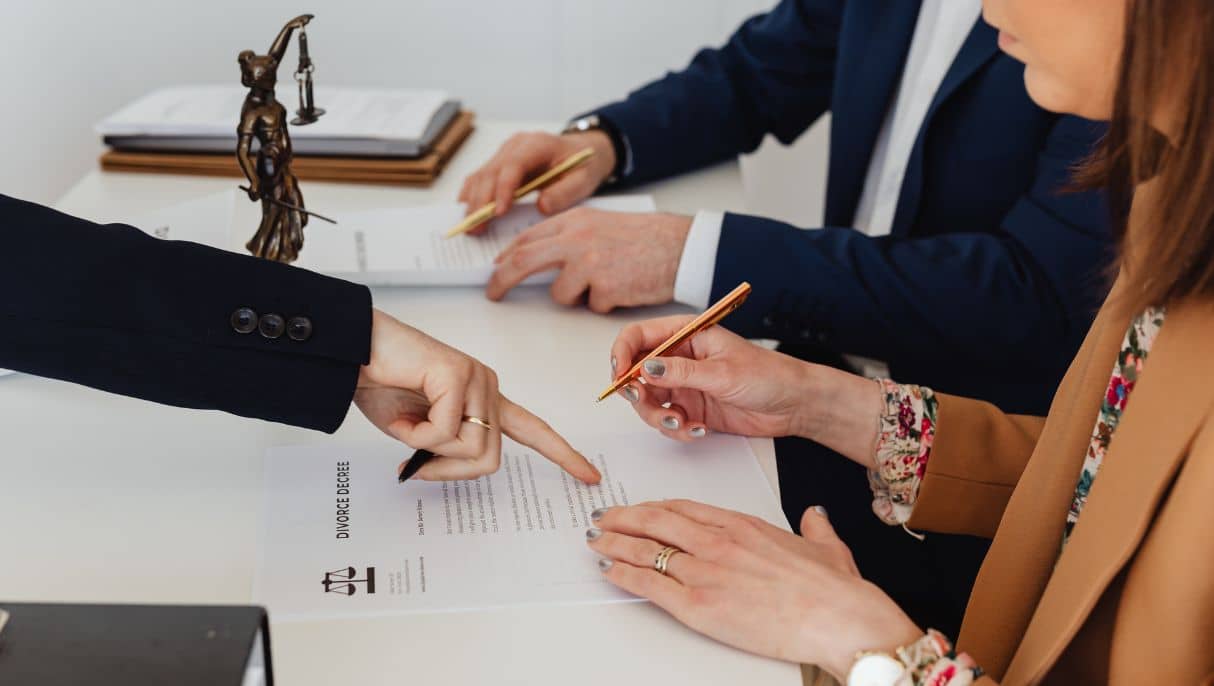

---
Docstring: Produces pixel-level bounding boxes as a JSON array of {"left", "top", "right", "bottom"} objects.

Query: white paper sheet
[
  {"left": 127, "top": 190, "right": 238, "bottom": 246},
  {"left": 295, "top": 195, "right": 657, "bottom": 286},
  {"left": 253, "top": 432, "right": 786, "bottom": 621},
  {"left": 107, "top": 190, "right": 655, "bottom": 288}
]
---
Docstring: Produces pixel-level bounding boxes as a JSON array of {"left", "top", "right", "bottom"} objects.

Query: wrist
[
  {"left": 359, "top": 308, "right": 390, "bottom": 388},
  {"left": 561, "top": 126, "right": 619, "bottom": 184},
  {"left": 790, "top": 364, "right": 882, "bottom": 470},
  {"left": 824, "top": 619, "right": 925, "bottom": 681}
]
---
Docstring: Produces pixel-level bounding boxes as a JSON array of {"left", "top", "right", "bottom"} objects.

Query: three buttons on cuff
[{"left": 229, "top": 308, "right": 313, "bottom": 342}]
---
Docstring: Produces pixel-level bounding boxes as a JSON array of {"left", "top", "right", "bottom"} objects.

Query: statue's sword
[{"left": 239, "top": 186, "right": 338, "bottom": 224}]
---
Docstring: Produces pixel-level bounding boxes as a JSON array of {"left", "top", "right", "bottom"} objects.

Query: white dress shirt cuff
[{"left": 673, "top": 210, "right": 725, "bottom": 310}]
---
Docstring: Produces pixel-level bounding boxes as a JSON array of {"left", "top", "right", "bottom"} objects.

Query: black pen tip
[{"left": 398, "top": 448, "right": 436, "bottom": 483}]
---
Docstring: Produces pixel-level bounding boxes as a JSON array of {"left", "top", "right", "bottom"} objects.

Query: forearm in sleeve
[{"left": 0, "top": 195, "right": 372, "bottom": 433}]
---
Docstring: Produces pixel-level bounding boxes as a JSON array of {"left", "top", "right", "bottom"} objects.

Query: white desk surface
[{"left": 0, "top": 120, "right": 798, "bottom": 685}]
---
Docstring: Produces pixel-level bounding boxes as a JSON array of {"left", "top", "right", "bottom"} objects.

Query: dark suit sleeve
[
  {"left": 592, "top": 0, "right": 843, "bottom": 186},
  {"left": 710, "top": 116, "right": 1111, "bottom": 373},
  {"left": 0, "top": 195, "right": 371, "bottom": 433}
]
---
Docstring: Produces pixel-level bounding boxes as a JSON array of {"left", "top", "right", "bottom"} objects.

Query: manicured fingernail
[
  {"left": 611, "top": 356, "right": 618, "bottom": 374},
  {"left": 812, "top": 505, "right": 829, "bottom": 519},
  {"left": 622, "top": 386, "right": 639, "bottom": 403},
  {"left": 591, "top": 507, "right": 609, "bottom": 521},
  {"left": 643, "top": 359, "right": 666, "bottom": 378},
  {"left": 662, "top": 416, "right": 680, "bottom": 430},
  {"left": 585, "top": 528, "right": 602, "bottom": 541},
  {"left": 598, "top": 558, "right": 614, "bottom": 572},
  {"left": 689, "top": 426, "right": 707, "bottom": 438}
]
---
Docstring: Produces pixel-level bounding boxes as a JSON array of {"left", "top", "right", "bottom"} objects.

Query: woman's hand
[
  {"left": 609, "top": 316, "right": 883, "bottom": 467},
  {"left": 587, "top": 501, "right": 923, "bottom": 679},
  {"left": 355, "top": 310, "right": 601, "bottom": 484}
]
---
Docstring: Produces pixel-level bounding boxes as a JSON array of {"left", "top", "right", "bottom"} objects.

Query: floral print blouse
[
  {"left": 870, "top": 306, "right": 1167, "bottom": 541},
  {"left": 861, "top": 307, "right": 1166, "bottom": 683}
]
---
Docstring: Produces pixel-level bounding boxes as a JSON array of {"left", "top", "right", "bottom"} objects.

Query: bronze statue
[{"left": 236, "top": 14, "right": 327, "bottom": 264}]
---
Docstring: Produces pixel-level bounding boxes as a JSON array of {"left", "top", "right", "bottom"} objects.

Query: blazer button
[
  {"left": 230, "top": 307, "right": 258, "bottom": 334},
  {"left": 259, "top": 313, "right": 286, "bottom": 339},
  {"left": 287, "top": 316, "right": 314, "bottom": 342}
]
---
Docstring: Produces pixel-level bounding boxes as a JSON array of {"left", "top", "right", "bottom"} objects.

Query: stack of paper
[{"left": 98, "top": 86, "right": 460, "bottom": 158}]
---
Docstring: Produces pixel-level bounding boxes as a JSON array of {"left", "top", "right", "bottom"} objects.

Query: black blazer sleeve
[{"left": 0, "top": 194, "right": 372, "bottom": 433}]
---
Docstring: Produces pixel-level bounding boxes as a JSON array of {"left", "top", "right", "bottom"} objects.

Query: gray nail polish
[
  {"left": 643, "top": 359, "right": 666, "bottom": 377},
  {"left": 622, "top": 386, "right": 640, "bottom": 403},
  {"left": 812, "top": 505, "right": 829, "bottom": 519},
  {"left": 591, "top": 507, "right": 609, "bottom": 521},
  {"left": 598, "top": 558, "right": 614, "bottom": 572},
  {"left": 585, "top": 527, "right": 602, "bottom": 541},
  {"left": 662, "top": 416, "right": 680, "bottom": 430},
  {"left": 611, "top": 356, "right": 618, "bottom": 373},
  {"left": 689, "top": 426, "right": 707, "bottom": 438}
]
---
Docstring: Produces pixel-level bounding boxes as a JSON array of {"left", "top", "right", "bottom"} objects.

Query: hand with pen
[
  {"left": 459, "top": 130, "right": 617, "bottom": 223},
  {"left": 608, "top": 314, "right": 883, "bottom": 468},
  {"left": 355, "top": 310, "right": 602, "bottom": 484},
  {"left": 459, "top": 130, "right": 693, "bottom": 312}
]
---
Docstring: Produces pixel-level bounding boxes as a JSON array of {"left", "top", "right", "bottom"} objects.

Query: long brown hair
[{"left": 1075, "top": 0, "right": 1214, "bottom": 315}]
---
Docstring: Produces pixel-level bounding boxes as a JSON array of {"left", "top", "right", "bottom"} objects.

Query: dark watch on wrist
[{"left": 563, "top": 114, "right": 625, "bottom": 185}]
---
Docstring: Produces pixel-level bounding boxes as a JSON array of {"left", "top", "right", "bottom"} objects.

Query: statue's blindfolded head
[{"left": 238, "top": 50, "right": 279, "bottom": 90}]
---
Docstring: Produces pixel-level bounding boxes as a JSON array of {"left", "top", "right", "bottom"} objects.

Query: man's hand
[
  {"left": 486, "top": 209, "right": 693, "bottom": 313},
  {"left": 458, "top": 130, "right": 617, "bottom": 234}
]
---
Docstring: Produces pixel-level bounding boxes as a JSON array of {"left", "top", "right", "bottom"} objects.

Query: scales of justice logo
[{"left": 322, "top": 566, "right": 377, "bottom": 596}]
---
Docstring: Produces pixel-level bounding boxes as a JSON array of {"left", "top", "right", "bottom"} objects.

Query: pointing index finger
[{"left": 499, "top": 394, "right": 601, "bottom": 484}]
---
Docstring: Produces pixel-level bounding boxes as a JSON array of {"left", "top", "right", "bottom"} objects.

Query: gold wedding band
[
  {"left": 654, "top": 545, "right": 681, "bottom": 576},
  {"left": 462, "top": 415, "right": 494, "bottom": 431}
]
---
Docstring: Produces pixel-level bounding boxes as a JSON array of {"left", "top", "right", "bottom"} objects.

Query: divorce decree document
[{"left": 253, "top": 432, "right": 784, "bottom": 621}]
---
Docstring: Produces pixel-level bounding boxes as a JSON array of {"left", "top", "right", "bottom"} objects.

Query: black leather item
[
  {"left": 0, "top": 602, "right": 274, "bottom": 685},
  {"left": 258, "top": 313, "right": 286, "bottom": 339},
  {"left": 287, "top": 316, "right": 313, "bottom": 342},
  {"left": 230, "top": 307, "right": 258, "bottom": 334}
]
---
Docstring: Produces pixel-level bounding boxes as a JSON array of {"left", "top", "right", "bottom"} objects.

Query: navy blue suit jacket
[
  {"left": 594, "top": 1, "right": 1111, "bottom": 414},
  {"left": 0, "top": 195, "right": 371, "bottom": 433}
]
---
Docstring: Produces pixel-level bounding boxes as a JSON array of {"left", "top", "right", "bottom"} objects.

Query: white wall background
[{"left": 0, "top": 0, "right": 827, "bottom": 225}]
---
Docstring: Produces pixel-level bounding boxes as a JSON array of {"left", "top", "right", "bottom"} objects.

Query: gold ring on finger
[
  {"left": 462, "top": 415, "right": 494, "bottom": 431},
  {"left": 654, "top": 545, "right": 681, "bottom": 576}
]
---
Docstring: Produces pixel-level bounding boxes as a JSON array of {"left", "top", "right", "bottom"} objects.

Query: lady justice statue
[{"left": 236, "top": 14, "right": 330, "bottom": 263}]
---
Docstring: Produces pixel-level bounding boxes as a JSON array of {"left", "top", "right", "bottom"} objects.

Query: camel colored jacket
[{"left": 908, "top": 281, "right": 1214, "bottom": 684}]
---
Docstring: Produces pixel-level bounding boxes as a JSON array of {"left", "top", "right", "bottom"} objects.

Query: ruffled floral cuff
[
  {"left": 848, "top": 630, "right": 982, "bottom": 686},
  {"left": 869, "top": 379, "right": 938, "bottom": 526},
  {"left": 903, "top": 630, "right": 981, "bottom": 685}
]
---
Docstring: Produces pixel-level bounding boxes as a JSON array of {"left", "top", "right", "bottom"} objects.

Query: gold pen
[
  {"left": 445, "top": 147, "right": 597, "bottom": 238},
  {"left": 597, "top": 282, "right": 753, "bottom": 402}
]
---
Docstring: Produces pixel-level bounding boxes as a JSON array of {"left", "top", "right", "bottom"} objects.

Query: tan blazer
[{"left": 907, "top": 279, "right": 1214, "bottom": 685}]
